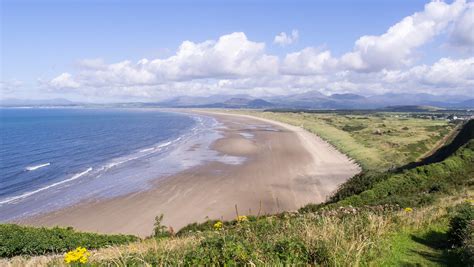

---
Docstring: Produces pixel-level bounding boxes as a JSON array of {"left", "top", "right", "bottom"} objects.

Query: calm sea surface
[{"left": 0, "top": 108, "right": 240, "bottom": 220}]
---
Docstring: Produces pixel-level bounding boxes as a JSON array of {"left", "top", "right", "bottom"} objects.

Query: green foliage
[
  {"left": 328, "top": 171, "right": 390, "bottom": 203},
  {"left": 177, "top": 216, "right": 258, "bottom": 236},
  {"left": 448, "top": 202, "right": 474, "bottom": 245},
  {"left": 123, "top": 209, "right": 390, "bottom": 265},
  {"left": 235, "top": 111, "right": 455, "bottom": 171},
  {"left": 152, "top": 214, "right": 171, "bottom": 238},
  {"left": 336, "top": 140, "right": 473, "bottom": 208},
  {"left": 342, "top": 124, "right": 366, "bottom": 132},
  {"left": 447, "top": 202, "right": 474, "bottom": 265},
  {"left": 0, "top": 224, "right": 138, "bottom": 258}
]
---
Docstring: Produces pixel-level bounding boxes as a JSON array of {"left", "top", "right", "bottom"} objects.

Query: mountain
[
  {"left": 267, "top": 91, "right": 473, "bottom": 109},
  {"left": 157, "top": 94, "right": 275, "bottom": 108},
  {"left": 330, "top": 93, "right": 366, "bottom": 100},
  {"left": 3, "top": 92, "right": 471, "bottom": 110},
  {"left": 0, "top": 98, "right": 78, "bottom": 107},
  {"left": 365, "top": 93, "right": 471, "bottom": 108},
  {"left": 158, "top": 94, "right": 252, "bottom": 107}
]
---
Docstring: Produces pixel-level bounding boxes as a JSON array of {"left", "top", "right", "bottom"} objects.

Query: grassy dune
[{"left": 228, "top": 111, "right": 455, "bottom": 170}]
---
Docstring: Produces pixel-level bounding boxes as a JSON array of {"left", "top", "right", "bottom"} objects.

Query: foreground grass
[
  {"left": 7, "top": 192, "right": 468, "bottom": 266},
  {"left": 227, "top": 110, "right": 455, "bottom": 170},
  {"left": 377, "top": 223, "right": 458, "bottom": 266},
  {"left": 0, "top": 224, "right": 138, "bottom": 258}
]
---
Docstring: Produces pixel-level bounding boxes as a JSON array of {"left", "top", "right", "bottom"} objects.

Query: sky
[{"left": 1, "top": 0, "right": 473, "bottom": 102}]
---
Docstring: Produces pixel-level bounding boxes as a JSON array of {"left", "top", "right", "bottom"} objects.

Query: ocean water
[{"left": 0, "top": 108, "right": 243, "bottom": 221}]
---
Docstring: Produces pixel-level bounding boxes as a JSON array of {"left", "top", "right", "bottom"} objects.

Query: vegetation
[
  {"left": 15, "top": 191, "right": 466, "bottom": 266},
  {"left": 448, "top": 202, "right": 474, "bottom": 265},
  {"left": 0, "top": 224, "right": 138, "bottom": 258},
  {"left": 229, "top": 110, "right": 455, "bottom": 170}
]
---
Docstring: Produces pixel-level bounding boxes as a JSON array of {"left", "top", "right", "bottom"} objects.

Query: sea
[{"left": 0, "top": 108, "right": 243, "bottom": 221}]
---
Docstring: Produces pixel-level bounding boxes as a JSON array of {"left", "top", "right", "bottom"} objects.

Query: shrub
[
  {"left": 152, "top": 214, "right": 171, "bottom": 238},
  {"left": 0, "top": 224, "right": 138, "bottom": 258},
  {"left": 448, "top": 203, "right": 474, "bottom": 247},
  {"left": 331, "top": 140, "right": 474, "bottom": 208},
  {"left": 342, "top": 124, "right": 366, "bottom": 132},
  {"left": 448, "top": 202, "right": 474, "bottom": 265}
]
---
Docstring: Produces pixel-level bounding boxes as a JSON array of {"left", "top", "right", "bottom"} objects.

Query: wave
[
  {"left": 139, "top": 147, "right": 155, "bottom": 153},
  {"left": 25, "top": 163, "right": 50, "bottom": 171},
  {"left": 0, "top": 167, "right": 93, "bottom": 205},
  {"left": 104, "top": 139, "right": 178, "bottom": 171}
]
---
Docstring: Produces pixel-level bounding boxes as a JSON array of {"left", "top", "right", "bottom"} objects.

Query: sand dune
[{"left": 22, "top": 111, "right": 360, "bottom": 237}]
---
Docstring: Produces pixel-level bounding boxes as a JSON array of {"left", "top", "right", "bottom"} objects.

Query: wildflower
[
  {"left": 404, "top": 207, "right": 413, "bottom": 213},
  {"left": 213, "top": 221, "right": 223, "bottom": 230},
  {"left": 466, "top": 199, "right": 474, "bottom": 204},
  {"left": 64, "top": 246, "right": 90, "bottom": 264},
  {"left": 237, "top": 215, "right": 248, "bottom": 222}
]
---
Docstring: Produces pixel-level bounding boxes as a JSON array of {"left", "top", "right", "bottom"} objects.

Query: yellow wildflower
[
  {"left": 237, "top": 215, "right": 248, "bottom": 222},
  {"left": 466, "top": 199, "right": 474, "bottom": 204},
  {"left": 64, "top": 246, "right": 90, "bottom": 264},
  {"left": 404, "top": 207, "right": 413, "bottom": 213},
  {"left": 213, "top": 221, "right": 223, "bottom": 230}
]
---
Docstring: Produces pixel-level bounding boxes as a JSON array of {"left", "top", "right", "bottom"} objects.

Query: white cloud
[
  {"left": 341, "top": 0, "right": 468, "bottom": 71},
  {"left": 281, "top": 48, "right": 337, "bottom": 75},
  {"left": 273, "top": 30, "right": 299, "bottom": 46},
  {"left": 45, "top": 1, "right": 473, "bottom": 99},
  {"left": 49, "top": 32, "right": 278, "bottom": 90},
  {"left": 49, "top": 73, "right": 80, "bottom": 89},
  {"left": 449, "top": 2, "right": 474, "bottom": 50},
  {"left": 404, "top": 57, "right": 474, "bottom": 88}
]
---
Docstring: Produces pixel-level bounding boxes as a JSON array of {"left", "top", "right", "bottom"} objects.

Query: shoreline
[
  {"left": 20, "top": 111, "right": 361, "bottom": 237},
  {"left": 1, "top": 110, "right": 224, "bottom": 221}
]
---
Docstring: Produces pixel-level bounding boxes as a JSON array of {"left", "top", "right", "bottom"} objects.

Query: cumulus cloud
[
  {"left": 341, "top": 0, "right": 468, "bottom": 71},
  {"left": 50, "top": 32, "right": 278, "bottom": 90},
  {"left": 45, "top": 1, "right": 473, "bottom": 98},
  {"left": 449, "top": 2, "right": 474, "bottom": 50},
  {"left": 273, "top": 30, "right": 299, "bottom": 46},
  {"left": 281, "top": 48, "right": 337, "bottom": 75},
  {"left": 389, "top": 57, "right": 474, "bottom": 89},
  {"left": 49, "top": 73, "right": 80, "bottom": 89}
]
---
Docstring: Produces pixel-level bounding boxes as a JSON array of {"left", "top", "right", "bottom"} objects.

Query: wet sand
[{"left": 21, "top": 111, "right": 360, "bottom": 237}]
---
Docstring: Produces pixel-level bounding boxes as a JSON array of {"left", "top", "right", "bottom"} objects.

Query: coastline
[{"left": 20, "top": 111, "right": 361, "bottom": 237}]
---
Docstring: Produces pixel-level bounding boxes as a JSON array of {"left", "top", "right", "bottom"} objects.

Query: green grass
[
  {"left": 0, "top": 224, "right": 138, "bottom": 257},
  {"left": 229, "top": 111, "right": 455, "bottom": 171},
  {"left": 377, "top": 223, "right": 461, "bottom": 266}
]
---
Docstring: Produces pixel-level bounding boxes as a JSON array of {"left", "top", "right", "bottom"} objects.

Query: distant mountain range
[
  {"left": 155, "top": 91, "right": 473, "bottom": 109},
  {"left": 0, "top": 98, "right": 78, "bottom": 107},
  {"left": 1, "top": 91, "right": 473, "bottom": 109}
]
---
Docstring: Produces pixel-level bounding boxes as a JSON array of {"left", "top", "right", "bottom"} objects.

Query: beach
[{"left": 21, "top": 111, "right": 360, "bottom": 237}]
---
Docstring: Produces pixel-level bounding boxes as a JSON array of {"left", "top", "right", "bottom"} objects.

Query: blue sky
[{"left": 1, "top": 0, "right": 473, "bottom": 101}]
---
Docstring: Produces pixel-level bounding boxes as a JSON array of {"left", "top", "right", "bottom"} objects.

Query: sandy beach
[{"left": 21, "top": 111, "right": 360, "bottom": 237}]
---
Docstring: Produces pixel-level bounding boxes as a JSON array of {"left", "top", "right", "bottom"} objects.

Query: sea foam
[
  {"left": 25, "top": 163, "right": 50, "bottom": 171},
  {"left": 0, "top": 167, "right": 93, "bottom": 205}
]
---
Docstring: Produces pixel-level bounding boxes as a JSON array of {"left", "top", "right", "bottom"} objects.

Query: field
[{"left": 227, "top": 111, "right": 456, "bottom": 170}]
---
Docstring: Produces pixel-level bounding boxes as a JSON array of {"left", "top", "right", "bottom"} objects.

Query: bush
[
  {"left": 152, "top": 214, "right": 171, "bottom": 238},
  {"left": 0, "top": 224, "right": 138, "bottom": 258},
  {"left": 448, "top": 203, "right": 474, "bottom": 246},
  {"left": 331, "top": 140, "right": 474, "bottom": 208},
  {"left": 448, "top": 203, "right": 474, "bottom": 265}
]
